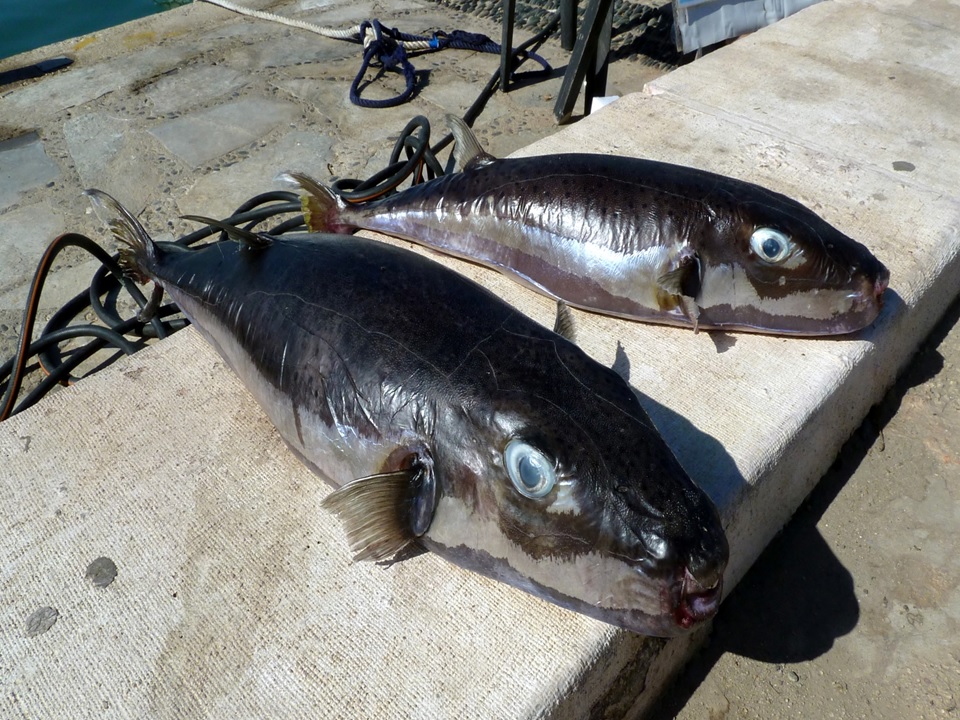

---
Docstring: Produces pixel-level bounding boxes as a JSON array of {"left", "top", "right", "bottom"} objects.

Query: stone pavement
[
  {"left": 1, "top": 1, "right": 959, "bottom": 719},
  {"left": 0, "top": 0, "right": 664, "bottom": 365}
]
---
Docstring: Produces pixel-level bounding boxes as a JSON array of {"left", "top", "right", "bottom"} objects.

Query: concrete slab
[
  {"left": 180, "top": 129, "right": 336, "bottom": 218},
  {"left": 218, "top": 28, "right": 360, "bottom": 69},
  {"left": 0, "top": 134, "right": 60, "bottom": 212},
  {"left": 0, "top": 202, "right": 67, "bottom": 301},
  {"left": 0, "top": 46, "right": 200, "bottom": 120},
  {"left": 148, "top": 98, "right": 300, "bottom": 167},
  {"left": 62, "top": 111, "right": 175, "bottom": 212},
  {"left": 2, "top": 0, "right": 959, "bottom": 717},
  {"left": 835, "top": 0, "right": 960, "bottom": 23},
  {"left": 64, "top": 113, "right": 136, "bottom": 185},
  {"left": 646, "top": 0, "right": 960, "bottom": 198},
  {"left": 140, "top": 65, "right": 250, "bottom": 115}
]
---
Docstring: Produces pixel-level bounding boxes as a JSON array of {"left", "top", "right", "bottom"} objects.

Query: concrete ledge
[{"left": 3, "top": 1, "right": 960, "bottom": 717}]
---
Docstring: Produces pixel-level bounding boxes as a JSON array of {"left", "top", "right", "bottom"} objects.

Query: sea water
[{"left": 0, "top": 0, "right": 190, "bottom": 61}]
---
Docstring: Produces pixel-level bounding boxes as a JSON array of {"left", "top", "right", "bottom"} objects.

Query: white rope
[
  {"left": 196, "top": 0, "right": 360, "bottom": 41},
  {"left": 194, "top": 0, "right": 436, "bottom": 50}
]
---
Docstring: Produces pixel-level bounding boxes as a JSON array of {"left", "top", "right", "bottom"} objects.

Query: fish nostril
[{"left": 683, "top": 565, "right": 722, "bottom": 593}]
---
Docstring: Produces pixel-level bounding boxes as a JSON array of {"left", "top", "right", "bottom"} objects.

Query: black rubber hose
[
  {"left": 9, "top": 325, "right": 138, "bottom": 416},
  {"left": 0, "top": 19, "right": 564, "bottom": 420}
]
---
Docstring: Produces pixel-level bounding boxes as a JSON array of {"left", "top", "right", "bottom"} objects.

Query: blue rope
[
  {"left": 433, "top": 30, "right": 501, "bottom": 54},
  {"left": 350, "top": 20, "right": 418, "bottom": 109},
  {"left": 349, "top": 20, "right": 552, "bottom": 108}
]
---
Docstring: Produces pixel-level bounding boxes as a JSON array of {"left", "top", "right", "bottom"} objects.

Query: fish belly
[{"left": 353, "top": 200, "right": 693, "bottom": 326}]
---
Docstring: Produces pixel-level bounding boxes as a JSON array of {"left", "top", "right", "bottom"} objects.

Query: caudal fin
[
  {"left": 277, "top": 171, "right": 352, "bottom": 233},
  {"left": 84, "top": 189, "right": 158, "bottom": 283}
]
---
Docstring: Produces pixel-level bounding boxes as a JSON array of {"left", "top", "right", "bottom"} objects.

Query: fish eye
[
  {"left": 749, "top": 228, "right": 793, "bottom": 264},
  {"left": 504, "top": 440, "right": 556, "bottom": 499}
]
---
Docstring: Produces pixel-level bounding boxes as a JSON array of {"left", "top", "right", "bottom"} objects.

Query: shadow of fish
[
  {"left": 288, "top": 115, "right": 889, "bottom": 336},
  {"left": 86, "top": 189, "right": 728, "bottom": 637}
]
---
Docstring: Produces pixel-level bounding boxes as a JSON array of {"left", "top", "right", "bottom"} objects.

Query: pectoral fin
[
  {"left": 322, "top": 459, "right": 437, "bottom": 562},
  {"left": 681, "top": 296, "right": 702, "bottom": 334},
  {"left": 138, "top": 283, "right": 165, "bottom": 323},
  {"left": 657, "top": 251, "right": 702, "bottom": 299},
  {"left": 657, "top": 249, "right": 703, "bottom": 331}
]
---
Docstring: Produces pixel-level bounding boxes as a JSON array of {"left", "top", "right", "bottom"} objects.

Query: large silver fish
[
  {"left": 87, "top": 190, "right": 728, "bottom": 637},
  {"left": 289, "top": 116, "right": 889, "bottom": 335}
]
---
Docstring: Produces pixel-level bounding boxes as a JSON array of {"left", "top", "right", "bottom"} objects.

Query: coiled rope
[
  {"left": 196, "top": 0, "right": 550, "bottom": 107},
  {"left": 0, "top": 9, "right": 562, "bottom": 418}
]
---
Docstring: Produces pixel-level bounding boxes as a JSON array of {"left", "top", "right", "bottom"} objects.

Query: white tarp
[{"left": 674, "top": 0, "right": 824, "bottom": 53}]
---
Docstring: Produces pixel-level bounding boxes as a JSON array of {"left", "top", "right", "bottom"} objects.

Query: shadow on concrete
[
  {"left": 352, "top": 67, "right": 432, "bottom": 106},
  {"left": 653, "top": 292, "right": 960, "bottom": 718},
  {"left": 707, "top": 331, "right": 737, "bottom": 354}
]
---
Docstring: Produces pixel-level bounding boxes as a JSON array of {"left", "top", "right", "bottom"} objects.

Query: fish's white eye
[
  {"left": 504, "top": 440, "right": 556, "bottom": 499},
  {"left": 750, "top": 228, "right": 793, "bottom": 264}
]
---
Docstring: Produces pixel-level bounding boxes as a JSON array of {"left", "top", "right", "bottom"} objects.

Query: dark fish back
[{"left": 154, "top": 236, "right": 636, "bottom": 415}]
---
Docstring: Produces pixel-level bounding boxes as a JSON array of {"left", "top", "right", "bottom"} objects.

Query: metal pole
[
  {"left": 553, "top": 0, "right": 614, "bottom": 123},
  {"left": 500, "top": 0, "right": 517, "bottom": 92}
]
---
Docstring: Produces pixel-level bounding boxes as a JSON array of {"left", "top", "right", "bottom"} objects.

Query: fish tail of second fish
[{"left": 279, "top": 172, "right": 355, "bottom": 234}]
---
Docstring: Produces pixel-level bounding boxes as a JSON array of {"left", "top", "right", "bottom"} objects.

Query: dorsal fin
[
  {"left": 552, "top": 300, "right": 577, "bottom": 343},
  {"left": 181, "top": 215, "right": 272, "bottom": 249},
  {"left": 84, "top": 188, "right": 158, "bottom": 283},
  {"left": 446, "top": 114, "right": 495, "bottom": 170}
]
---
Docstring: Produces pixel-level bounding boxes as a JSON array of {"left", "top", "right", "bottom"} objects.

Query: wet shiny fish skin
[
  {"left": 87, "top": 190, "right": 729, "bottom": 637},
  {"left": 292, "top": 117, "right": 889, "bottom": 336}
]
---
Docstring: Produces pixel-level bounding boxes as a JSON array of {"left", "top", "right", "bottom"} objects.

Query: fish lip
[
  {"left": 829, "top": 270, "right": 887, "bottom": 333},
  {"left": 671, "top": 567, "right": 723, "bottom": 630}
]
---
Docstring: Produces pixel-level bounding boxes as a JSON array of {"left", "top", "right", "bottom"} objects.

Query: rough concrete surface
[
  {"left": 1, "top": 0, "right": 959, "bottom": 718},
  {"left": 1, "top": 327, "right": 626, "bottom": 720},
  {"left": 660, "top": 296, "right": 960, "bottom": 719}
]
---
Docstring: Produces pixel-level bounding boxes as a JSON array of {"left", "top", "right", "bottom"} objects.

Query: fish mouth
[
  {"left": 844, "top": 268, "right": 889, "bottom": 325},
  {"left": 671, "top": 567, "right": 723, "bottom": 630}
]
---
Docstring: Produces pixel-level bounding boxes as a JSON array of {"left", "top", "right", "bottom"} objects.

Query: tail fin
[
  {"left": 84, "top": 189, "right": 158, "bottom": 283},
  {"left": 277, "top": 172, "right": 352, "bottom": 233}
]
